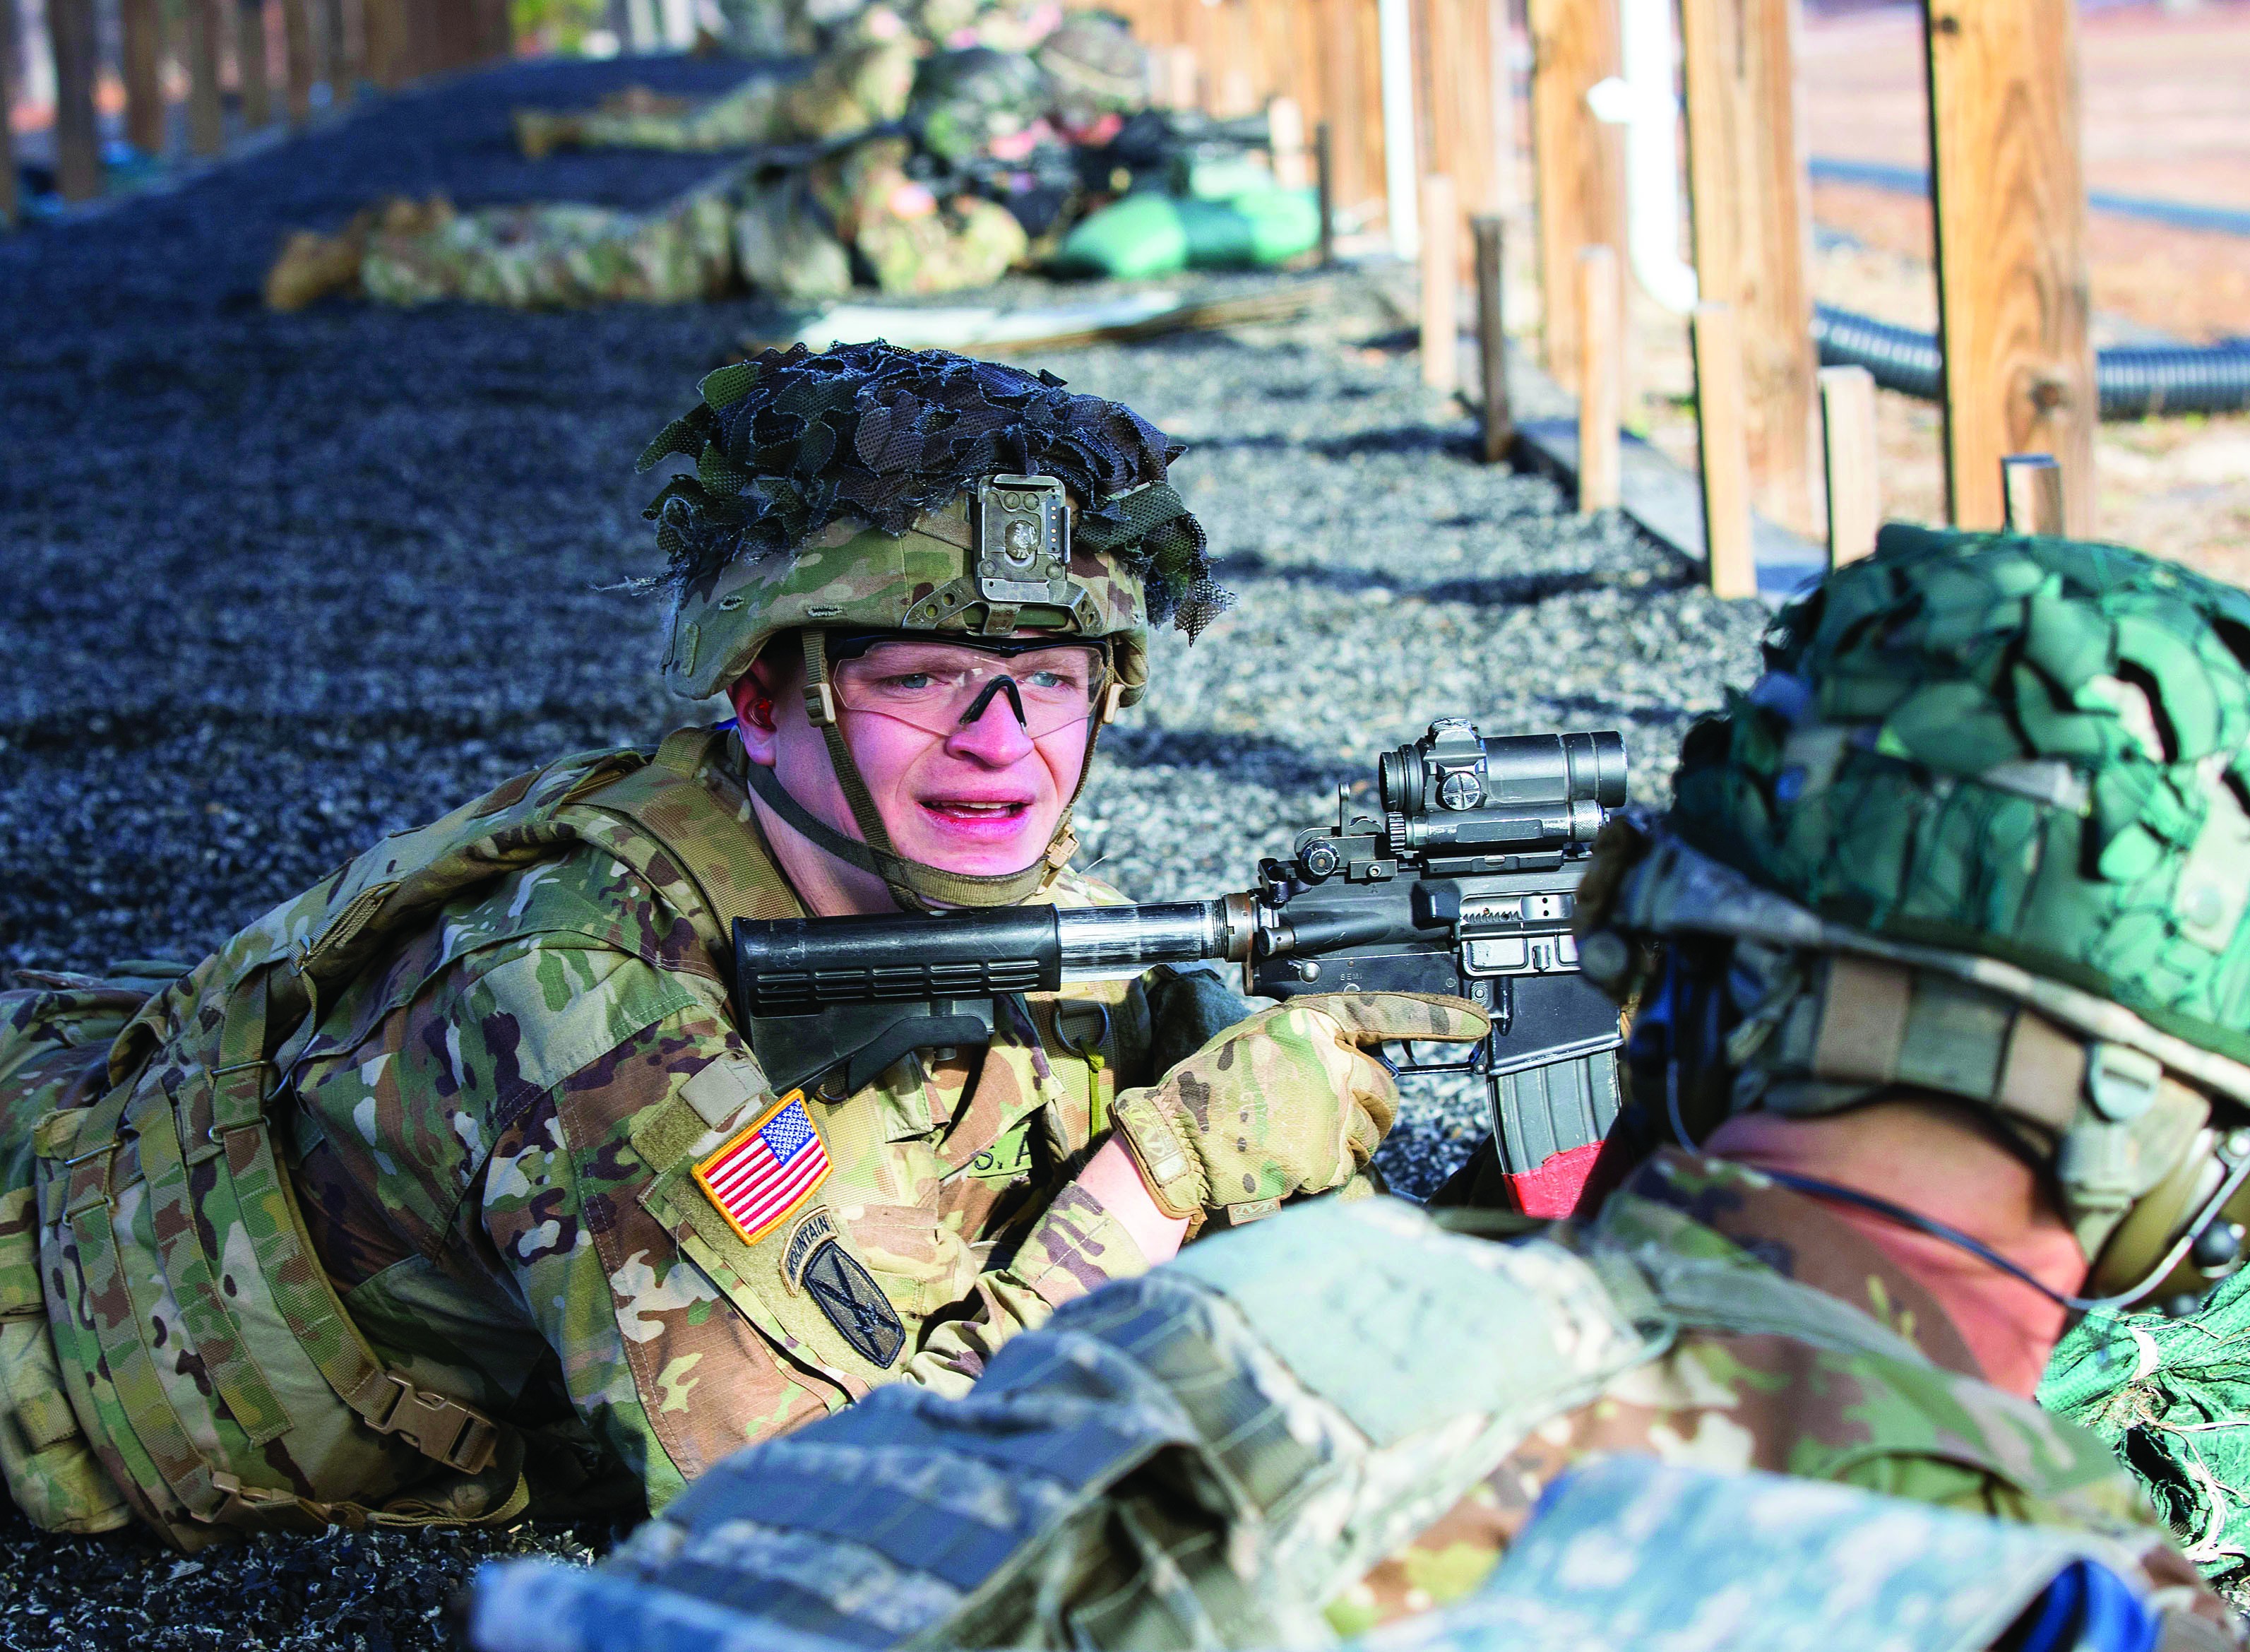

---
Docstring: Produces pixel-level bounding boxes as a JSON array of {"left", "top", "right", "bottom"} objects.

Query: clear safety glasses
[{"left": 829, "top": 638, "right": 1109, "bottom": 739}]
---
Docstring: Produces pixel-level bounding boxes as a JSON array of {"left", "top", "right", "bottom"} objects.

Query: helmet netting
[{"left": 634, "top": 340, "right": 1231, "bottom": 634}]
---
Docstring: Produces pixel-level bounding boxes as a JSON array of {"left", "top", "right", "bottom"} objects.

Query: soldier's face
[{"left": 731, "top": 643, "right": 1090, "bottom": 886}]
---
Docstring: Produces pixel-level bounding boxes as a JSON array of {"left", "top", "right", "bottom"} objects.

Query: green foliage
[{"left": 512, "top": 0, "right": 609, "bottom": 52}]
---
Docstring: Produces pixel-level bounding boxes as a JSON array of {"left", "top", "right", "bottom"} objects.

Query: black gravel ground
[{"left": 0, "top": 55, "right": 1768, "bottom": 1650}]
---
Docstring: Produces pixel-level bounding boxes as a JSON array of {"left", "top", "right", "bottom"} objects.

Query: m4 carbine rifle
[{"left": 732, "top": 718, "right": 1629, "bottom": 1210}]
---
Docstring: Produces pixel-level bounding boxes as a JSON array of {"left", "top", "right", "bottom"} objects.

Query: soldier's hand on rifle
[{"left": 1109, "top": 991, "right": 1491, "bottom": 1221}]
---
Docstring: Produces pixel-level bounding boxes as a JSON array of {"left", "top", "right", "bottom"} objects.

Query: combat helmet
[
  {"left": 1576, "top": 524, "right": 2250, "bottom": 1312},
  {"left": 907, "top": 47, "right": 1054, "bottom": 167},
  {"left": 637, "top": 340, "right": 1226, "bottom": 910}
]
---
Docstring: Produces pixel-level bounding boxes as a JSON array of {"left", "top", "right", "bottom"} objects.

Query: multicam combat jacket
[
  {"left": 0, "top": 725, "right": 1164, "bottom": 1545},
  {"left": 1338, "top": 1153, "right": 2237, "bottom": 1641},
  {"left": 531, "top": 1151, "right": 2238, "bottom": 1649}
]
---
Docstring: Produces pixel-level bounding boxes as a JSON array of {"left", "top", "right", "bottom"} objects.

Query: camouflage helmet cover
[
  {"left": 1672, "top": 524, "right": 2250, "bottom": 1066},
  {"left": 1579, "top": 525, "right": 2250, "bottom": 1303},
  {"left": 638, "top": 340, "right": 1228, "bottom": 703}
]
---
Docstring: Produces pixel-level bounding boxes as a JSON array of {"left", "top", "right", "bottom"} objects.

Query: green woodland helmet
[
  {"left": 1576, "top": 524, "right": 2250, "bottom": 1312},
  {"left": 637, "top": 341, "right": 1226, "bottom": 910}
]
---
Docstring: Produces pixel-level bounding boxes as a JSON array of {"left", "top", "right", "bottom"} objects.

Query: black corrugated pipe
[{"left": 1811, "top": 304, "right": 2250, "bottom": 420}]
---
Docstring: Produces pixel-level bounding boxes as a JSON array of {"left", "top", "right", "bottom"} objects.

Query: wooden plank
[
  {"left": 50, "top": 0, "right": 103, "bottom": 201},
  {"left": 1693, "top": 302, "right": 1757, "bottom": 599},
  {"left": 1526, "top": 0, "right": 1621, "bottom": 384},
  {"left": 1421, "top": 173, "right": 1458, "bottom": 392},
  {"left": 1314, "top": 121, "right": 1335, "bottom": 263},
  {"left": 1475, "top": 214, "right": 1513, "bottom": 463},
  {"left": 2001, "top": 453, "right": 2066, "bottom": 535},
  {"left": 186, "top": 0, "right": 226, "bottom": 154},
  {"left": 122, "top": 0, "right": 167, "bottom": 155},
  {"left": 282, "top": 0, "right": 315, "bottom": 125},
  {"left": 1924, "top": 0, "right": 2096, "bottom": 533},
  {"left": 1819, "top": 365, "right": 1881, "bottom": 567},
  {"left": 1576, "top": 244, "right": 1621, "bottom": 513},
  {"left": 236, "top": 0, "right": 273, "bottom": 129}
]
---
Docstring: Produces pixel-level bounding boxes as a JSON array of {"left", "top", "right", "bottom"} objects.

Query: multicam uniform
[
  {"left": 468, "top": 1159, "right": 2239, "bottom": 1648},
  {"left": 0, "top": 347, "right": 1311, "bottom": 1550},
  {"left": 0, "top": 726, "right": 1174, "bottom": 1545},
  {"left": 466, "top": 523, "right": 2250, "bottom": 1650},
  {"left": 341, "top": 15, "right": 1141, "bottom": 308}
]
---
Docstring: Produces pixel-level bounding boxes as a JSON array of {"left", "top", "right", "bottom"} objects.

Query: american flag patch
[{"left": 694, "top": 1091, "right": 831, "bottom": 1245}]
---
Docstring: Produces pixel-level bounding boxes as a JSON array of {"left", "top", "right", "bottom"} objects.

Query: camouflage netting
[
  {"left": 1670, "top": 523, "right": 2250, "bottom": 1066},
  {"left": 636, "top": 340, "right": 1232, "bottom": 633},
  {"left": 2042, "top": 1276, "right": 2250, "bottom": 1586}
]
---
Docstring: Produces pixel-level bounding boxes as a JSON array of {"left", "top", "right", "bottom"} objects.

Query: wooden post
[
  {"left": 1694, "top": 303, "right": 1757, "bottom": 599},
  {"left": 2001, "top": 453, "right": 2067, "bottom": 535},
  {"left": 1527, "top": 0, "right": 1622, "bottom": 384},
  {"left": 1680, "top": 0, "right": 1818, "bottom": 535},
  {"left": 1421, "top": 174, "right": 1459, "bottom": 393},
  {"left": 237, "top": 0, "right": 273, "bottom": 129},
  {"left": 282, "top": 0, "right": 315, "bottom": 125},
  {"left": 1487, "top": 0, "right": 1518, "bottom": 217},
  {"left": 1819, "top": 365, "right": 1881, "bottom": 568},
  {"left": 50, "top": 0, "right": 103, "bottom": 201},
  {"left": 1475, "top": 215, "right": 1513, "bottom": 463},
  {"left": 1314, "top": 121, "right": 1335, "bottom": 263},
  {"left": 1739, "top": 0, "right": 1817, "bottom": 534},
  {"left": 1163, "top": 44, "right": 1198, "bottom": 109},
  {"left": 122, "top": 0, "right": 167, "bottom": 155},
  {"left": 482, "top": 0, "right": 513, "bottom": 59},
  {"left": 1319, "top": 0, "right": 1367, "bottom": 225},
  {"left": 0, "top": 0, "right": 18, "bottom": 228},
  {"left": 1268, "top": 97, "right": 1310, "bottom": 190},
  {"left": 1577, "top": 246, "right": 1621, "bottom": 513},
  {"left": 1924, "top": 0, "right": 2096, "bottom": 533},
  {"left": 321, "top": 0, "right": 357, "bottom": 105},
  {"left": 1377, "top": 0, "right": 1419, "bottom": 254},
  {"left": 364, "top": 0, "right": 400, "bottom": 86},
  {"left": 186, "top": 0, "right": 226, "bottom": 153},
  {"left": 1418, "top": 0, "right": 1502, "bottom": 266}
]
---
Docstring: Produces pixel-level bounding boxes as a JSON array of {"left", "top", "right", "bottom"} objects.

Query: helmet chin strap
[{"left": 739, "top": 629, "right": 1108, "bottom": 913}]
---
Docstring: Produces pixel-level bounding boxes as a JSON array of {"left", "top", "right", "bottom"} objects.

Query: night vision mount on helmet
[{"left": 636, "top": 341, "right": 1230, "bottom": 910}]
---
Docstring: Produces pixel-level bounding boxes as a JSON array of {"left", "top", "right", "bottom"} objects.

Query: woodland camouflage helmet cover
[
  {"left": 637, "top": 340, "right": 1227, "bottom": 703},
  {"left": 1578, "top": 524, "right": 2250, "bottom": 1306}
]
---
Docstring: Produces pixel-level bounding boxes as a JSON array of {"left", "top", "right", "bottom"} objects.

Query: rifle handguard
[{"left": 1109, "top": 1088, "right": 1210, "bottom": 1220}]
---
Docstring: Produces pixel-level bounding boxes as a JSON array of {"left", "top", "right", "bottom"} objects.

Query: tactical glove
[{"left": 1110, "top": 991, "right": 1491, "bottom": 1220}]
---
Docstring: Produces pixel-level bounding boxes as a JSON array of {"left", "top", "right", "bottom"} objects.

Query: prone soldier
[
  {"left": 0, "top": 343, "right": 1484, "bottom": 1547},
  {"left": 471, "top": 523, "right": 2250, "bottom": 1648}
]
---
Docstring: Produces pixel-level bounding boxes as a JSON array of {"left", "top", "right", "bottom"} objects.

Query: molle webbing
[
  {"left": 27, "top": 734, "right": 793, "bottom": 1545},
  {"left": 42, "top": 961, "right": 508, "bottom": 1543}
]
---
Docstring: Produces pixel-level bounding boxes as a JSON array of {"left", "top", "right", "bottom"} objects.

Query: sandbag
[{"left": 1051, "top": 186, "right": 1319, "bottom": 280}]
